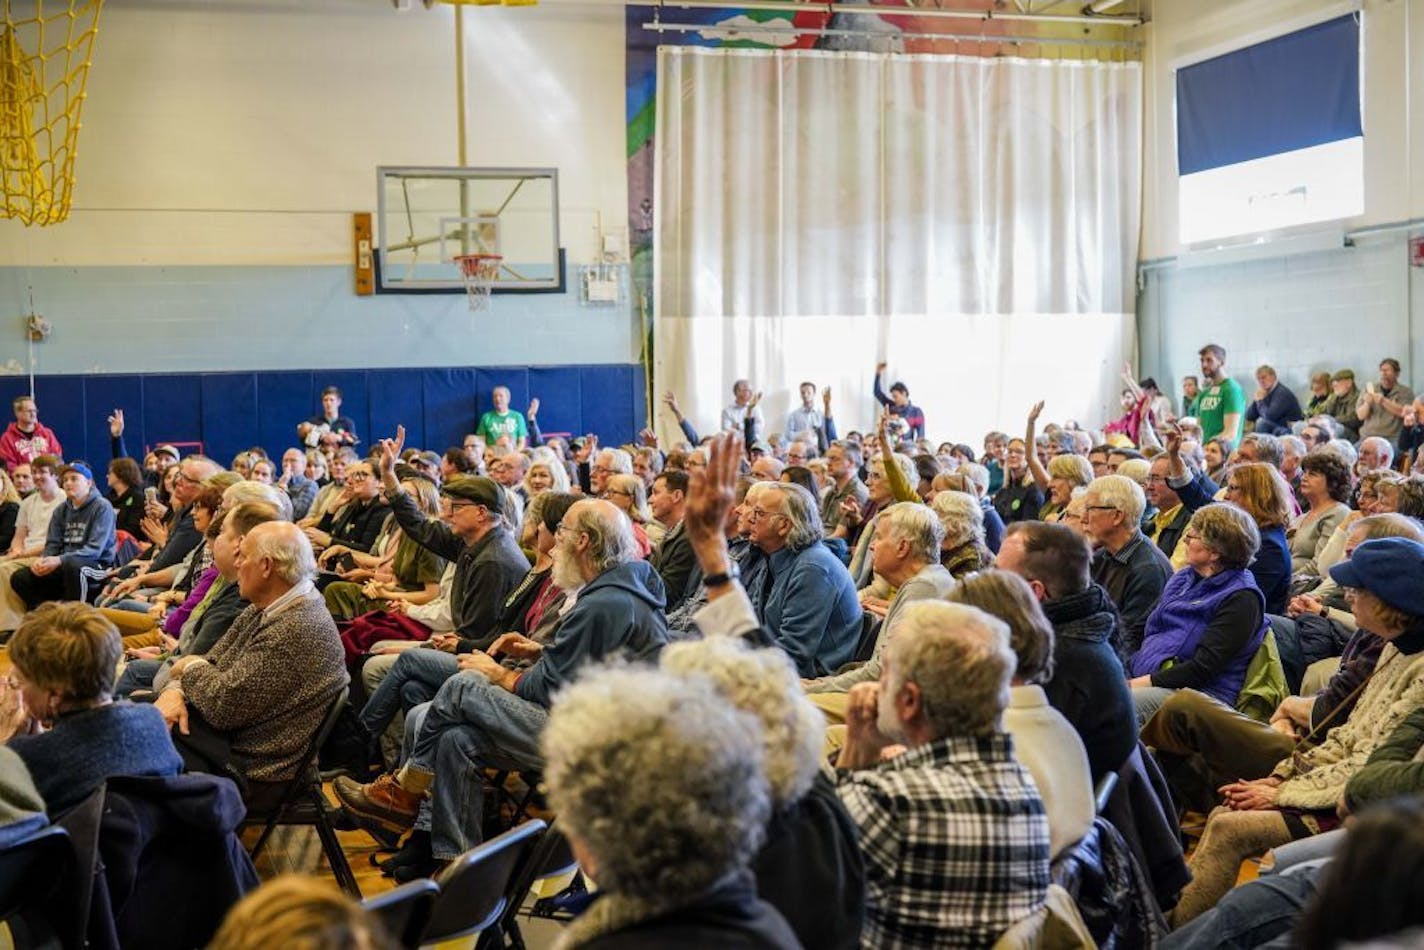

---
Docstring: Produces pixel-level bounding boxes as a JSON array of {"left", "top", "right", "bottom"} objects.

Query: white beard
[{"left": 551, "top": 546, "right": 586, "bottom": 592}]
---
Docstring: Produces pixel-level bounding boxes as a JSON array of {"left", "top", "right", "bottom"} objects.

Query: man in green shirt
[
  {"left": 474, "top": 386, "right": 528, "bottom": 450},
  {"left": 1195, "top": 343, "right": 1245, "bottom": 442}
]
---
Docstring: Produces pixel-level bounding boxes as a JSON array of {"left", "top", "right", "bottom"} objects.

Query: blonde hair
[
  {"left": 1046, "top": 453, "right": 1093, "bottom": 488},
  {"left": 0, "top": 467, "right": 19, "bottom": 505},
  {"left": 946, "top": 570, "right": 1055, "bottom": 685},
  {"left": 604, "top": 473, "right": 652, "bottom": 524},
  {"left": 207, "top": 875, "right": 389, "bottom": 950}
]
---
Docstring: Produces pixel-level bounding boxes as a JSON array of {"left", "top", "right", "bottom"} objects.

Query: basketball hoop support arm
[{"left": 455, "top": 4, "right": 473, "bottom": 255}]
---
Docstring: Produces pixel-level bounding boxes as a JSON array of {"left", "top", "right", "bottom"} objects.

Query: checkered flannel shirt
[{"left": 836, "top": 733, "right": 1050, "bottom": 948}]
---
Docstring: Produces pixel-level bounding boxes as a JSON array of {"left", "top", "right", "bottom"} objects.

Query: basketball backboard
[{"left": 376, "top": 166, "right": 563, "bottom": 293}]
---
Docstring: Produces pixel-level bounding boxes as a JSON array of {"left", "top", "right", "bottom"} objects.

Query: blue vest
[{"left": 1130, "top": 567, "right": 1268, "bottom": 706}]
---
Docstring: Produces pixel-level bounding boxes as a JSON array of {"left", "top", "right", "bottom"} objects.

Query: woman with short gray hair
[
  {"left": 543, "top": 666, "right": 799, "bottom": 949},
  {"left": 662, "top": 639, "right": 865, "bottom": 949},
  {"left": 1127, "top": 503, "right": 1270, "bottom": 723},
  {"left": 930, "top": 491, "right": 992, "bottom": 578}
]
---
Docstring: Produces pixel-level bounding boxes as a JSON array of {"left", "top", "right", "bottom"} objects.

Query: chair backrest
[
  {"left": 495, "top": 821, "right": 579, "bottom": 934},
  {"left": 362, "top": 878, "right": 439, "bottom": 949},
  {"left": 422, "top": 819, "right": 547, "bottom": 944},
  {"left": 0, "top": 824, "right": 73, "bottom": 922},
  {"left": 249, "top": 688, "right": 348, "bottom": 816}
]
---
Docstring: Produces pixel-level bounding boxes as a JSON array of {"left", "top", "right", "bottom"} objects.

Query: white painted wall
[
  {"left": 1141, "top": 0, "right": 1424, "bottom": 260},
  {"left": 1138, "top": 0, "right": 1424, "bottom": 407},
  {"left": 0, "top": 0, "right": 628, "bottom": 267}
]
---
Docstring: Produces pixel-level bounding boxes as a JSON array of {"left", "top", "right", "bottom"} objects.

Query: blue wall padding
[{"left": 0, "top": 363, "right": 647, "bottom": 469}]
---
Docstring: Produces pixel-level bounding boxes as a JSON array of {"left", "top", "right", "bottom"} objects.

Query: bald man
[{"left": 154, "top": 521, "right": 348, "bottom": 786}]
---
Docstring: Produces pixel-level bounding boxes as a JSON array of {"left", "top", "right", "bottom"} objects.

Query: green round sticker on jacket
[{"left": 1011, "top": 499, "right": 1021, "bottom": 511}]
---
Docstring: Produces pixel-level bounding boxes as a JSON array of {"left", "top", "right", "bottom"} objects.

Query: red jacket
[{"left": 0, "top": 421, "right": 63, "bottom": 469}]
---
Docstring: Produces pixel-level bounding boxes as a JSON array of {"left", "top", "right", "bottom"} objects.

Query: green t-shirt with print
[
  {"left": 476, "top": 409, "right": 528, "bottom": 444},
  {"left": 1196, "top": 378, "right": 1245, "bottom": 442}
]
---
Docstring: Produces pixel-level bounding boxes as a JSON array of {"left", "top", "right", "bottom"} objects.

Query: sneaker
[{"left": 332, "top": 772, "right": 421, "bottom": 834}]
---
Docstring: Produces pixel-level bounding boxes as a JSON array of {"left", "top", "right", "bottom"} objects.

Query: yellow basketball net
[{"left": 0, "top": 0, "right": 104, "bottom": 226}]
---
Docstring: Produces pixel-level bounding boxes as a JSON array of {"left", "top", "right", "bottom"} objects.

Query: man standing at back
[
  {"left": 722, "top": 379, "right": 764, "bottom": 434},
  {"left": 297, "top": 386, "right": 359, "bottom": 450},
  {"left": 0, "top": 396, "right": 62, "bottom": 471},
  {"left": 475, "top": 386, "right": 528, "bottom": 451},
  {"left": 785, "top": 381, "right": 824, "bottom": 445},
  {"left": 1195, "top": 343, "right": 1245, "bottom": 442},
  {"left": 835, "top": 600, "right": 1049, "bottom": 946}
]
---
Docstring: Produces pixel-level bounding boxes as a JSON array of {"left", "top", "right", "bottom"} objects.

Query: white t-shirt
[{"left": 13, "top": 491, "right": 64, "bottom": 556}]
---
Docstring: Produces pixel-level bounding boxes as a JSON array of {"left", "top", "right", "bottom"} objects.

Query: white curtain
[{"left": 654, "top": 46, "right": 1143, "bottom": 445}]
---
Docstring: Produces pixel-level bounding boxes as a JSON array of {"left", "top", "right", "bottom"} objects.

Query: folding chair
[
  {"left": 0, "top": 824, "right": 75, "bottom": 949},
  {"left": 496, "top": 823, "right": 580, "bottom": 950},
  {"left": 361, "top": 878, "right": 439, "bottom": 949},
  {"left": 419, "top": 819, "right": 547, "bottom": 947},
  {"left": 241, "top": 688, "right": 361, "bottom": 897}
]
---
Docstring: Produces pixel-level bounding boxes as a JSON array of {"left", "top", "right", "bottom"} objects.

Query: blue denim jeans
[
  {"left": 115, "top": 658, "right": 163, "bottom": 697},
  {"left": 409, "top": 673, "right": 547, "bottom": 860},
  {"left": 359, "top": 648, "right": 460, "bottom": 736},
  {"left": 1161, "top": 863, "right": 1323, "bottom": 949}
]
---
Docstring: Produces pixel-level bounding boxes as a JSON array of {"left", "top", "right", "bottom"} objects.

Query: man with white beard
[
  {"left": 833, "top": 601, "right": 1052, "bottom": 947},
  {"left": 333, "top": 497, "right": 668, "bottom": 878}
]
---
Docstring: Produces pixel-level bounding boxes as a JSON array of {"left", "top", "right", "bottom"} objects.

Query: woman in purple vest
[{"left": 1127, "top": 503, "right": 1269, "bottom": 724}]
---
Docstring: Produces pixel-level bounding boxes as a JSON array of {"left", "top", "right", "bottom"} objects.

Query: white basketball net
[{"left": 454, "top": 254, "right": 503, "bottom": 311}]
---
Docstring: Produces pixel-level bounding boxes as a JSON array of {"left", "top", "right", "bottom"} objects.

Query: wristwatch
[{"left": 703, "top": 562, "right": 741, "bottom": 588}]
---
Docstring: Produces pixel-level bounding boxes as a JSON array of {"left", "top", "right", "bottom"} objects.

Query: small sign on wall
[{"left": 1411, "top": 235, "right": 1424, "bottom": 268}]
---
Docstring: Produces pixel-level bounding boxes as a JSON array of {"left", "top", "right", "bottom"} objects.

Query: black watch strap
[{"left": 703, "top": 562, "right": 741, "bottom": 587}]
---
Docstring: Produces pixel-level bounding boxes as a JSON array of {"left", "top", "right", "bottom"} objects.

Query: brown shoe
[{"left": 332, "top": 772, "right": 421, "bottom": 833}]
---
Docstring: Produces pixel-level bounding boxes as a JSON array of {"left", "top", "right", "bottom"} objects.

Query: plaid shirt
[{"left": 836, "top": 733, "right": 1050, "bottom": 948}]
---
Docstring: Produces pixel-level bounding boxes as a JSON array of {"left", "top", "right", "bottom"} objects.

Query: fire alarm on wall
[{"left": 1411, "top": 236, "right": 1424, "bottom": 268}]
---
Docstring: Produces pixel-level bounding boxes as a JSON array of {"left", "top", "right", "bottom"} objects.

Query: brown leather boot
[{"left": 332, "top": 772, "right": 422, "bottom": 833}]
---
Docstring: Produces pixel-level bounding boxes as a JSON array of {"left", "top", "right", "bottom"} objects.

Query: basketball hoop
[{"left": 453, "top": 253, "right": 503, "bottom": 311}]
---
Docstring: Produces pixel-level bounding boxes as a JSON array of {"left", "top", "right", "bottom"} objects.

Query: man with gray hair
[
  {"left": 1237, "top": 432, "right": 1283, "bottom": 468},
  {"left": 1357, "top": 436, "right": 1394, "bottom": 474},
  {"left": 584, "top": 446, "right": 632, "bottom": 497},
  {"left": 333, "top": 497, "right": 668, "bottom": 875},
  {"left": 1085, "top": 474, "right": 1172, "bottom": 655},
  {"left": 747, "top": 481, "right": 861, "bottom": 677},
  {"left": 153, "top": 521, "right": 348, "bottom": 786},
  {"left": 836, "top": 600, "right": 1050, "bottom": 946},
  {"left": 820, "top": 440, "right": 868, "bottom": 536},
  {"left": 804, "top": 501, "right": 955, "bottom": 726}
]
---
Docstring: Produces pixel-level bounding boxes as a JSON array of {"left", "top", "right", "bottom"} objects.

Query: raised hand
[
  {"left": 685, "top": 430, "right": 741, "bottom": 557},
  {"left": 376, "top": 425, "right": 406, "bottom": 484},
  {"left": 822, "top": 386, "right": 832, "bottom": 408},
  {"left": 662, "top": 390, "right": 683, "bottom": 419},
  {"left": 527, "top": 397, "right": 540, "bottom": 420},
  {"left": 1027, "top": 401, "right": 1045, "bottom": 426},
  {"left": 108, "top": 408, "right": 125, "bottom": 438},
  {"left": 1165, "top": 421, "right": 1184, "bottom": 458},
  {"left": 875, "top": 361, "right": 887, "bottom": 375}
]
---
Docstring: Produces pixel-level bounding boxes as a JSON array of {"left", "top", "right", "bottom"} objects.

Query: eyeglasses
[
  {"left": 1085, "top": 505, "right": 1119, "bottom": 514},
  {"left": 745, "top": 506, "right": 785, "bottom": 522},
  {"left": 346, "top": 471, "right": 373, "bottom": 482},
  {"left": 1145, "top": 475, "right": 1168, "bottom": 485},
  {"left": 176, "top": 469, "right": 203, "bottom": 485},
  {"left": 1183, "top": 529, "right": 1202, "bottom": 542}
]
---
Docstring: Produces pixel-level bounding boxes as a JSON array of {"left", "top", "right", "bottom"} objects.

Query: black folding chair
[
  {"left": 496, "top": 823, "right": 579, "bottom": 950},
  {"left": 0, "top": 824, "right": 76, "bottom": 948},
  {"left": 361, "top": 878, "right": 439, "bottom": 949},
  {"left": 241, "top": 688, "right": 361, "bottom": 897},
  {"left": 420, "top": 819, "right": 547, "bottom": 947}
]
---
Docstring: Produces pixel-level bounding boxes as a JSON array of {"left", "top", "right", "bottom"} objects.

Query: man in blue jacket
[
  {"left": 333, "top": 497, "right": 668, "bottom": 875},
  {"left": 1244, "top": 364, "right": 1304, "bottom": 436},
  {"left": 10, "top": 462, "right": 116, "bottom": 607},
  {"left": 747, "top": 482, "right": 862, "bottom": 678}
]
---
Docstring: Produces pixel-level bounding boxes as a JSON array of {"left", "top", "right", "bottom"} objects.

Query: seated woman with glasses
[
  {"left": 4, "top": 603, "right": 182, "bottom": 815},
  {"left": 1126, "top": 503, "right": 1270, "bottom": 725},
  {"left": 1220, "top": 462, "right": 1293, "bottom": 614},
  {"left": 601, "top": 473, "right": 658, "bottom": 557}
]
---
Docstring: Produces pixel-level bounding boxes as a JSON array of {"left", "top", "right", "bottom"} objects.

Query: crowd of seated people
[{"left": 1, "top": 343, "right": 1423, "bottom": 946}]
